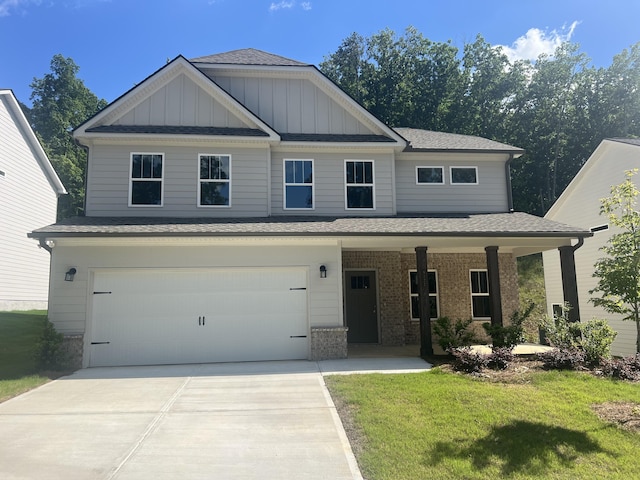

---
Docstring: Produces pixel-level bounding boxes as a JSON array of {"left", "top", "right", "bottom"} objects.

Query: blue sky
[{"left": 1, "top": 0, "right": 639, "bottom": 106}]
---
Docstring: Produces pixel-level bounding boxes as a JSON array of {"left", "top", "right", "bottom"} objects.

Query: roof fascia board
[
  {"left": 402, "top": 148, "right": 523, "bottom": 156},
  {"left": 74, "top": 56, "right": 280, "bottom": 142},
  {"left": 0, "top": 89, "right": 67, "bottom": 194}
]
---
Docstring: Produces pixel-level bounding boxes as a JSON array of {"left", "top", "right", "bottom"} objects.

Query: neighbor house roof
[
  {"left": 29, "top": 212, "right": 589, "bottom": 238},
  {"left": 608, "top": 138, "right": 640, "bottom": 147},
  {"left": 396, "top": 127, "right": 524, "bottom": 155},
  {"left": 191, "top": 48, "right": 308, "bottom": 66}
]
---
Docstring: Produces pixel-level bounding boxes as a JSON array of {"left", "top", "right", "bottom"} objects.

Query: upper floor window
[
  {"left": 130, "top": 153, "right": 163, "bottom": 206},
  {"left": 199, "top": 154, "right": 231, "bottom": 207},
  {"left": 470, "top": 269, "right": 491, "bottom": 319},
  {"left": 345, "top": 160, "right": 375, "bottom": 209},
  {"left": 284, "top": 159, "right": 314, "bottom": 209},
  {"left": 451, "top": 166, "right": 478, "bottom": 185},
  {"left": 409, "top": 270, "right": 439, "bottom": 320},
  {"left": 416, "top": 166, "right": 444, "bottom": 185}
]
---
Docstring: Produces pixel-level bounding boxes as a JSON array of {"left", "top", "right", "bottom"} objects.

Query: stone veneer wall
[
  {"left": 310, "top": 327, "right": 348, "bottom": 360},
  {"left": 401, "top": 252, "right": 520, "bottom": 345},
  {"left": 62, "top": 334, "right": 84, "bottom": 370},
  {"left": 342, "top": 251, "right": 406, "bottom": 346}
]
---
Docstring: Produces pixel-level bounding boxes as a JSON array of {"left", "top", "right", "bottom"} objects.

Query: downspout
[
  {"left": 572, "top": 236, "right": 585, "bottom": 253},
  {"left": 38, "top": 238, "right": 53, "bottom": 255},
  {"left": 505, "top": 153, "right": 514, "bottom": 212}
]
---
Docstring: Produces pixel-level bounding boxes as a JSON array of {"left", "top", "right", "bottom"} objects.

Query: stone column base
[{"left": 310, "top": 327, "right": 348, "bottom": 360}]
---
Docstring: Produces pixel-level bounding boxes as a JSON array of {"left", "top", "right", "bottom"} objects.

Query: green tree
[
  {"left": 29, "top": 54, "right": 107, "bottom": 219},
  {"left": 590, "top": 169, "right": 640, "bottom": 352}
]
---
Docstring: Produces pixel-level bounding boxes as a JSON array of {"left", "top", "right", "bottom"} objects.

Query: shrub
[
  {"left": 450, "top": 347, "right": 488, "bottom": 374},
  {"left": 487, "top": 347, "right": 515, "bottom": 370},
  {"left": 580, "top": 319, "right": 617, "bottom": 366},
  {"left": 539, "top": 303, "right": 582, "bottom": 349},
  {"left": 600, "top": 354, "right": 640, "bottom": 381},
  {"left": 433, "top": 317, "right": 478, "bottom": 351},
  {"left": 34, "top": 318, "right": 67, "bottom": 370},
  {"left": 537, "top": 347, "right": 586, "bottom": 370},
  {"left": 482, "top": 303, "right": 534, "bottom": 349}
]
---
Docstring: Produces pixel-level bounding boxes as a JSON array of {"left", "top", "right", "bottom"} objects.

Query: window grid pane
[
  {"left": 285, "top": 160, "right": 313, "bottom": 209},
  {"left": 409, "top": 271, "right": 438, "bottom": 319},
  {"left": 131, "top": 154, "right": 162, "bottom": 205}
]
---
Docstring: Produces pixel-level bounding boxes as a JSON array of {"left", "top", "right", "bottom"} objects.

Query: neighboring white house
[
  {"left": 0, "top": 89, "right": 66, "bottom": 311},
  {"left": 29, "top": 50, "right": 589, "bottom": 368},
  {"left": 544, "top": 138, "right": 640, "bottom": 357}
]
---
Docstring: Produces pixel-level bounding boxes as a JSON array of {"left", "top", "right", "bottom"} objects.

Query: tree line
[{"left": 22, "top": 27, "right": 640, "bottom": 219}]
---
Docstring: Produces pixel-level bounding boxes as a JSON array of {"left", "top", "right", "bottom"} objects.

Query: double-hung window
[
  {"left": 409, "top": 270, "right": 439, "bottom": 320},
  {"left": 199, "top": 154, "right": 231, "bottom": 207},
  {"left": 470, "top": 269, "right": 491, "bottom": 319},
  {"left": 130, "top": 153, "right": 163, "bottom": 206},
  {"left": 284, "top": 159, "right": 313, "bottom": 209},
  {"left": 345, "top": 160, "right": 374, "bottom": 209},
  {"left": 416, "top": 166, "right": 444, "bottom": 185}
]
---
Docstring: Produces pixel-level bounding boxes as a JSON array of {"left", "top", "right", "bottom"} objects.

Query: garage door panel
[{"left": 89, "top": 268, "right": 308, "bottom": 367}]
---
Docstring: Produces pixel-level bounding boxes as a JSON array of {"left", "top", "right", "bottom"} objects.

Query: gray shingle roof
[
  {"left": 396, "top": 128, "right": 524, "bottom": 154},
  {"left": 85, "top": 125, "right": 269, "bottom": 137},
  {"left": 608, "top": 138, "right": 640, "bottom": 147},
  {"left": 190, "top": 49, "right": 308, "bottom": 66},
  {"left": 30, "top": 213, "right": 589, "bottom": 238}
]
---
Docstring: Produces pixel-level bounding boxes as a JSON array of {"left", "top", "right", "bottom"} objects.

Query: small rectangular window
[
  {"left": 409, "top": 270, "right": 438, "bottom": 320},
  {"left": 345, "top": 160, "right": 375, "bottom": 209},
  {"left": 351, "top": 275, "right": 371, "bottom": 290},
  {"left": 284, "top": 159, "right": 313, "bottom": 209},
  {"left": 199, "top": 154, "right": 231, "bottom": 207},
  {"left": 130, "top": 153, "right": 163, "bottom": 206},
  {"left": 470, "top": 269, "right": 490, "bottom": 318},
  {"left": 416, "top": 166, "right": 444, "bottom": 185},
  {"left": 451, "top": 166, "right": 478, "bottom": 185}
]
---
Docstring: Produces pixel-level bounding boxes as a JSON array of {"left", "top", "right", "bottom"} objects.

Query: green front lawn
[
  {"left": 327, "top": 368, "right": 640, "bottom": 480},
  {"left": 0, "top": 311, "right": 51, "bottom": 402}
]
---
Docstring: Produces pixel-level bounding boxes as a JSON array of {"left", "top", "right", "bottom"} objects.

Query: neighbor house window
[
  {"left": 345, "top": 160, "right": 374, "bottom": 209},
  {"left": 409, "top": 270, "right": 439, "bottom": 320},
  {"left": 284, "top": 159, "right": 313, "bottom": 209},
  {"left": 470, "top": 269, "right": 490, "bottom": 319},
  {"left": 416, "top": 166, "right": 444, "bottom": 185},
  {"left": 199, "top": 154, "right": 231, "bottom": 207},
  {"left": 451, "top": 166, "right": 478, "bottom": 185},
  {"left": 130, "top": 153, "right": 163, "bottom": 206}
]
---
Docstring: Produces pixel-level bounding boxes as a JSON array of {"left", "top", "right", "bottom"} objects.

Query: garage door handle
[
  {"left": 290, "top": 335, "right": 307, "bottom": 338},
  {"left": 202, "top": 316, "right": 205, "bottom": 326},
  {"left": 91, "top": 342, "right": 110, "bottom": 345}
]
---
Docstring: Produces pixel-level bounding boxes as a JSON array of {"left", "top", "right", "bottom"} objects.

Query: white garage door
[{"left": 88, "top": 268, "right": 309, "bottom": 367}]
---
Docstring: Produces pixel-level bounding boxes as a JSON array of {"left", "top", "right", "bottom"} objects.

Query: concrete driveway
[{"left": 0, "top": 358, "right": 430, "bottom": 479}]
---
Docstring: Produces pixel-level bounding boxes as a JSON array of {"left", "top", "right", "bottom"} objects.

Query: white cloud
[
  {"left": 269, "top": 0, "right": 294, "bottom": 11},
  {"left": 497, "top": 21, "right": 580, "bottom": 62},
  {"left": 301, "top": 1, "right": 311, "bottom": 10},
  {"left": 0, "top": 0, "right": 27, "bottom": 16}
]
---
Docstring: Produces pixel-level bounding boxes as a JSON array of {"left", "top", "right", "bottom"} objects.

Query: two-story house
[{"left": 29, "top": 49, "right": 590, "bottom": 368}]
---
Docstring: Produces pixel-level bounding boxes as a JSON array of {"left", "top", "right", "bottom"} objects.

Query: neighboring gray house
[
  {"left": 0, "top": 89, "right": 66, "bottom": 311},
  {"left": 544, "top": 138, "right": 640, "bottom": 357},
  {"left": 29, "top": 49, "right": 590, "bottom": 367}
]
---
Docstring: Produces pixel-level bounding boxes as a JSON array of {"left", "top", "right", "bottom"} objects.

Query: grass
[
  {"left": 0, "top": 311, "right": 51, "bottom": 402},
  {"left": 326, "top": 368, "right": 640, "bottom": 480}
]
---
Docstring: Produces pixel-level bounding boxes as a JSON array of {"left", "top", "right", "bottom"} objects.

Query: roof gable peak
[{"left": 191, "top": 48, "right": 308, "bottom": 67}]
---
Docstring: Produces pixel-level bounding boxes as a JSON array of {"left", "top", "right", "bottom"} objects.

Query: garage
[{"left": 88, "top": 267, "right": 309, "bottom": 367}]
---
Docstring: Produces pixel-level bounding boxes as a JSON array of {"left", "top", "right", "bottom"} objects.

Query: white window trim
[
  {"left": 450, "top": 166, "right": 479, "bottom": 185},
  {"left": 197, "top": 153, "right": 232, "bottom": 208},
  {"left": 128, "top": 152, "right": 164, "bottom": 207},
  {"left": 415, "top": 166, "right": 445, "bottom": 185},
  {"left": 470, "top": 269, "right": 490, "bottom": 319},
  {"left": 283, "top": 158, "right": 315, "bottom": 210},
  {"left": 409, "top": 269, "right": 439, "bottom": 321},
  {"left": 344, "top": 159, "right": 376, "bottom": 210}
]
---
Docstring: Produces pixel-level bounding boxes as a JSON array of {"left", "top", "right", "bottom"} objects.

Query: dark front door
[{"left": 345, "top": 270, "right": 378, "bottom": 343}]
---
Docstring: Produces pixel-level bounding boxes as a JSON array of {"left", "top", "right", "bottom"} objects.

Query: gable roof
[
  {"left": 73, "top": 56, "right": 280, "bottom": 142},
  {"left": 191, "top": 48, "right": 308, "bottom": 66},
  {"left": 396, "top": 128, "right": 524, "bottom": 155},
  {"left": 0, "top": 89, "right": 66, "bottom": 195}
]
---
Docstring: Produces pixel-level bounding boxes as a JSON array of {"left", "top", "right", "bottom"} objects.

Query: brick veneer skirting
[{"left": 310, "top": 327, "right": 348, "bottom": 360}]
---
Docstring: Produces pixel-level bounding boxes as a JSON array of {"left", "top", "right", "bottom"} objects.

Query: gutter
[
  {"left": 37, "top": 238, "right": 53, "bottom": 254},
  {"left": 505, "top": 154, "right": 514, "bottom": 211}
]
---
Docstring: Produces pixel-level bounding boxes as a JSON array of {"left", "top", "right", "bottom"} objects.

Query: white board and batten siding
[
  {"left": 0, "top": 92, "right": 61, "bottom": 310},
  {"left": 395, "top": 152, "right": 510, "bottom": 213},
  {"left": 211, "top": 75, "right": 376, "bottom": 136},
  {"left": 85, "top": 144, "right": 269, "bottom": 217},
  {"left": 271, "top": 151, "right": 396, "bottom": 215},
  {"left": 543, "top": 140, "right": 640, "bottom": 357},
  {"left": 47, "top": 243, "right": 343, "bottom": 366}
]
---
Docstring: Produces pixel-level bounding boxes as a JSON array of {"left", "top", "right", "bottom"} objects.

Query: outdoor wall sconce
[
  {"left": 319, "top": 265, "right": 327, "bottom": 278},
  {"left": 65, "top": 268, "right": 77, "bottom": 282}
]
